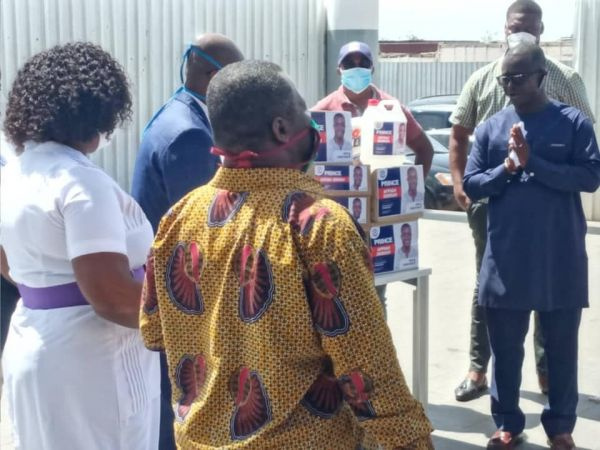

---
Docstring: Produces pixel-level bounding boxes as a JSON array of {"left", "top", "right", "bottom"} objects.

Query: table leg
[{"left": 412, "top": 275, "right": 429, "bottom": 405}]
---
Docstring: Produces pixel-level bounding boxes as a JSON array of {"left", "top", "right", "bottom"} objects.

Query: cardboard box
[
  {"left": 331, "top": 196, "right": 370, "bottom": 225},
  {"left": 371, "top": 166, "right": 425, "bottom": 222},
  {"left": 311, "top": 111, "right": 354, "bottom": 162},
  {"left": 312, "top": 163, "right": 371, "bottom": 196},
  {"left": 369, "top": 221, "right": 418, "bottom": 274}
]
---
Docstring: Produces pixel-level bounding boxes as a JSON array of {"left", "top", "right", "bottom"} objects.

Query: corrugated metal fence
[
  {"left": 0, "top": 0, "right": 326, "bottom": 190},
  {"left": 379, "top": 60, "right": 486, "bottom": 104}
]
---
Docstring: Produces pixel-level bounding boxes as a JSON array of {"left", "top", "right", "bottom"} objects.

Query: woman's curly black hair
[{"left": 4, "top": 42, "right": 132, "bottom": 150}]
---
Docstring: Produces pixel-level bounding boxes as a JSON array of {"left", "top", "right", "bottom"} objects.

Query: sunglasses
[
  {"left": 340, "top": 56, "right": 372, "bottom": 70},
  {"left": 496, "top": 71, "right": 543, "bottom": 87}
]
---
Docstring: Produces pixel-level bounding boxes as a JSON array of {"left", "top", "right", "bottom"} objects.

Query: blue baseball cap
[{"left": 337, "top": 41, "right": 373, "bottom": 66}]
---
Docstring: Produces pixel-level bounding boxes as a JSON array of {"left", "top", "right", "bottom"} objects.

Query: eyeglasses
[
  {"left": 340, "top": 56, "right": 372, "bottom": 70},
  {"left": 496, "top": 72, "right": 542, "bottom": 87}
]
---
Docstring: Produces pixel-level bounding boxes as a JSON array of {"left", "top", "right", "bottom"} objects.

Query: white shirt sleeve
[{"left": 62, "top": 167, "right": 127, "bottom": 260}]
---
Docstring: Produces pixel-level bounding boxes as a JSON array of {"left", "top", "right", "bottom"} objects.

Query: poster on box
[
  {"left": 314, "top": 164, "right": 369, "bottom": 193},
  {"left": 400, "top": 165, "right": 425, "bottom": 213},
  {"left": 333, "top": 197, "right": 368, "bottom": 224},
  {"left": 310, "top": 111, "right": 353, "bottom": 162},
  {"left": 375, "top": 167, "right": 402, "bottom": 217},
  {"left": 370, "top": 221, "right": 418, "bottom": 273},
  {"left": 374, "top": 166, "right": 424, "bottom": 218}
]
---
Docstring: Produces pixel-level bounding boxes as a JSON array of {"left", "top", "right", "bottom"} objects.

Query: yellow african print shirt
[{"left": 140, "top": 167, "right": 432, "bottom": 449}]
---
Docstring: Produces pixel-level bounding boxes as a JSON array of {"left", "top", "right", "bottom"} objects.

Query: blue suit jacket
[{"left": 131, "top": 90, "right": 219, "bottom": 231}]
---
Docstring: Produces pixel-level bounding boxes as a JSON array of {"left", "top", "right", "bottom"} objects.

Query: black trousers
[
  {"left": 487, "top": 307, "right": 580, "bottom": 437},
  {"left": 466, "top": 200, "right": 547, "bottom": 376}
]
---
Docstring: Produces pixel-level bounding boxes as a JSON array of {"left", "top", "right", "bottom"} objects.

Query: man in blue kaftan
[{"left": 463, "top": 42, "right": 600, "bottom": 450}]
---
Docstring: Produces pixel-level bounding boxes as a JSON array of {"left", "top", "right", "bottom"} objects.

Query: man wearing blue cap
[
  {"left": 313, "top": 41, "right": 433, "bottom": 315},
  {"left": 131, "top": 32, "right": 243, "bottom": 450},
  {"left": 313, "top": 41, "right": 432, "bottom": 174},
  {"left": 132, "top": 33, "right": 243, "bottom": 232}
]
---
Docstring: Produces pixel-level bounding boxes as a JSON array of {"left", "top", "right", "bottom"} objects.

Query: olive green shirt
[{"left": 450, "top": 56, "right": 595, "bottom": 129}]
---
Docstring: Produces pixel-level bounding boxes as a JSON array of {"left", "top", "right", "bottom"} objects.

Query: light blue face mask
[
  {"left": 341, "top": 67, "right": 372, "bottom": 94},
  {"left": 143, "top": 44, "right": 222, "bottom": 136},
  {"left": 179, "top": 45, "right": 223, "bottom": 86}
]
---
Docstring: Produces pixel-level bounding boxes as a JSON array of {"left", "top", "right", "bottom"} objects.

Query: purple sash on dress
[{"left": 18, "top": 266, "right": 146, "bottom": 310}]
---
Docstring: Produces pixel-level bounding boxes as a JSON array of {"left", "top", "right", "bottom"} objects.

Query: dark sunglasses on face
[
  {"left": 340, "top": 56, "right": 372, "bottom": 70},
  {"left": 496, "top": 71, "right": 543, "bottom": 87}
]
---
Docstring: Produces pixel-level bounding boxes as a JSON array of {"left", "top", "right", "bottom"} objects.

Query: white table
[{"left": 375, "top": 267, "right": 432, "bottom": 405}]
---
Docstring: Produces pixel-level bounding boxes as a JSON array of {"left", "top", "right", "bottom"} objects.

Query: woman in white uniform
[{"left": 0, "top": 42, "right": 160, "bottom": 450}]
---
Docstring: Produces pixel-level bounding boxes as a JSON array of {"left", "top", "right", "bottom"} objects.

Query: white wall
[{"left": 0, "top": 0, "right": 327, "bottom": 190}]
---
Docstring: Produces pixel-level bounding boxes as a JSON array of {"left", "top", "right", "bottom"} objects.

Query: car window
[
  {"left": 426, "top": 131, "right": 450, "bottom": 149},
  {"left": 405, "top": 134, "right": 448, "bottom": 156},
  {"left": 410, "top": 111, "right": 452, "bottom": 130}
]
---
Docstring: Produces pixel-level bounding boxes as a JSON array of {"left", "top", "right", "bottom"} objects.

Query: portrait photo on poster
[
  {"left": 349, "top": 197, "right": 367, "bottom": 223},
  {"left": 394, "top": 221, "right": 418, "bottom": 270},
  {"left": 401, "top": 166, "right": 424, "bottom": 213},
  {"left": 349, "top": 164, "right": 367, "bottom": 192},
  {"left": 325, "top": 111, "right": 353, "bottom": 162}
]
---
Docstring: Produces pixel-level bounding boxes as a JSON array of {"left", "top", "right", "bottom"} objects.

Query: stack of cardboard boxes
[
  {"left": 310, "top": 111, "right": 425, "bottom": 275},
  {"left": 312, "top": 162, "right": 371, "bottom": 228},
  {"left": 369, "top": 166, "right": 423, "bottom": 273}
]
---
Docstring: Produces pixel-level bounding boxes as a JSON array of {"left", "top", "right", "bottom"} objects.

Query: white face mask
[
  {"left": 506, "top": 32, "right": 537, "bottom": 49},
  {"left": 96, "top": 132, "right": 112, "bottom": 151}
]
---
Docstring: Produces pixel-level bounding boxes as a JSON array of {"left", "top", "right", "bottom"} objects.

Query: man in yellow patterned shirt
[{"left": 140, "top": 60, "right": 433, "bottom": 449}]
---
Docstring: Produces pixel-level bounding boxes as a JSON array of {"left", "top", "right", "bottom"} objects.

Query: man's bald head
[
  {"left": 500, "top": 42, "right": 548, "bottom": 111},
  {"left": 189, "top": 33, "right": 244, "bottom": 69},
  {"left": 503, "top": 41, "right": 546, "bottom": 74},
  {"left": 185, "top": 33, "right": 244, "bottom": 95}
]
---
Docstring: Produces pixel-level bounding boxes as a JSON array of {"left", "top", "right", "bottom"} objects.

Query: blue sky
[{"left": 379, "top": 0, "right": 575, "bottom": 41}]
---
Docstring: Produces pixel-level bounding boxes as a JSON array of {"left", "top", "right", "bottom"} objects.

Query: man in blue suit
[
  {"left": 131, "top": 33, "right": 243, "bottom": 449},
  {"left": 132, "top": 33, "right": 243, "bottom": 231}
]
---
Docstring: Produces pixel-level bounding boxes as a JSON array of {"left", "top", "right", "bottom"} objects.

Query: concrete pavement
[
  {"left": 2, "top": 217, "right": 599, "bottom": 448},
  {"left": 387, "top": 218, "right": 600, "bottom": 449}
]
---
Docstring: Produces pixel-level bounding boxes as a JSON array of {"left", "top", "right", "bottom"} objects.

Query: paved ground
[
  {"left": 388, "top": 219, "right": 600, "bottom": 449},
  {"left": 2, "top": 218, "right": 599, "bottom": 448}
]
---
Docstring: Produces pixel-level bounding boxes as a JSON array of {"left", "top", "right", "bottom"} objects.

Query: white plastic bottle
[{"left": 360, "top": 98, "right": 408, "bottom": 170}]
